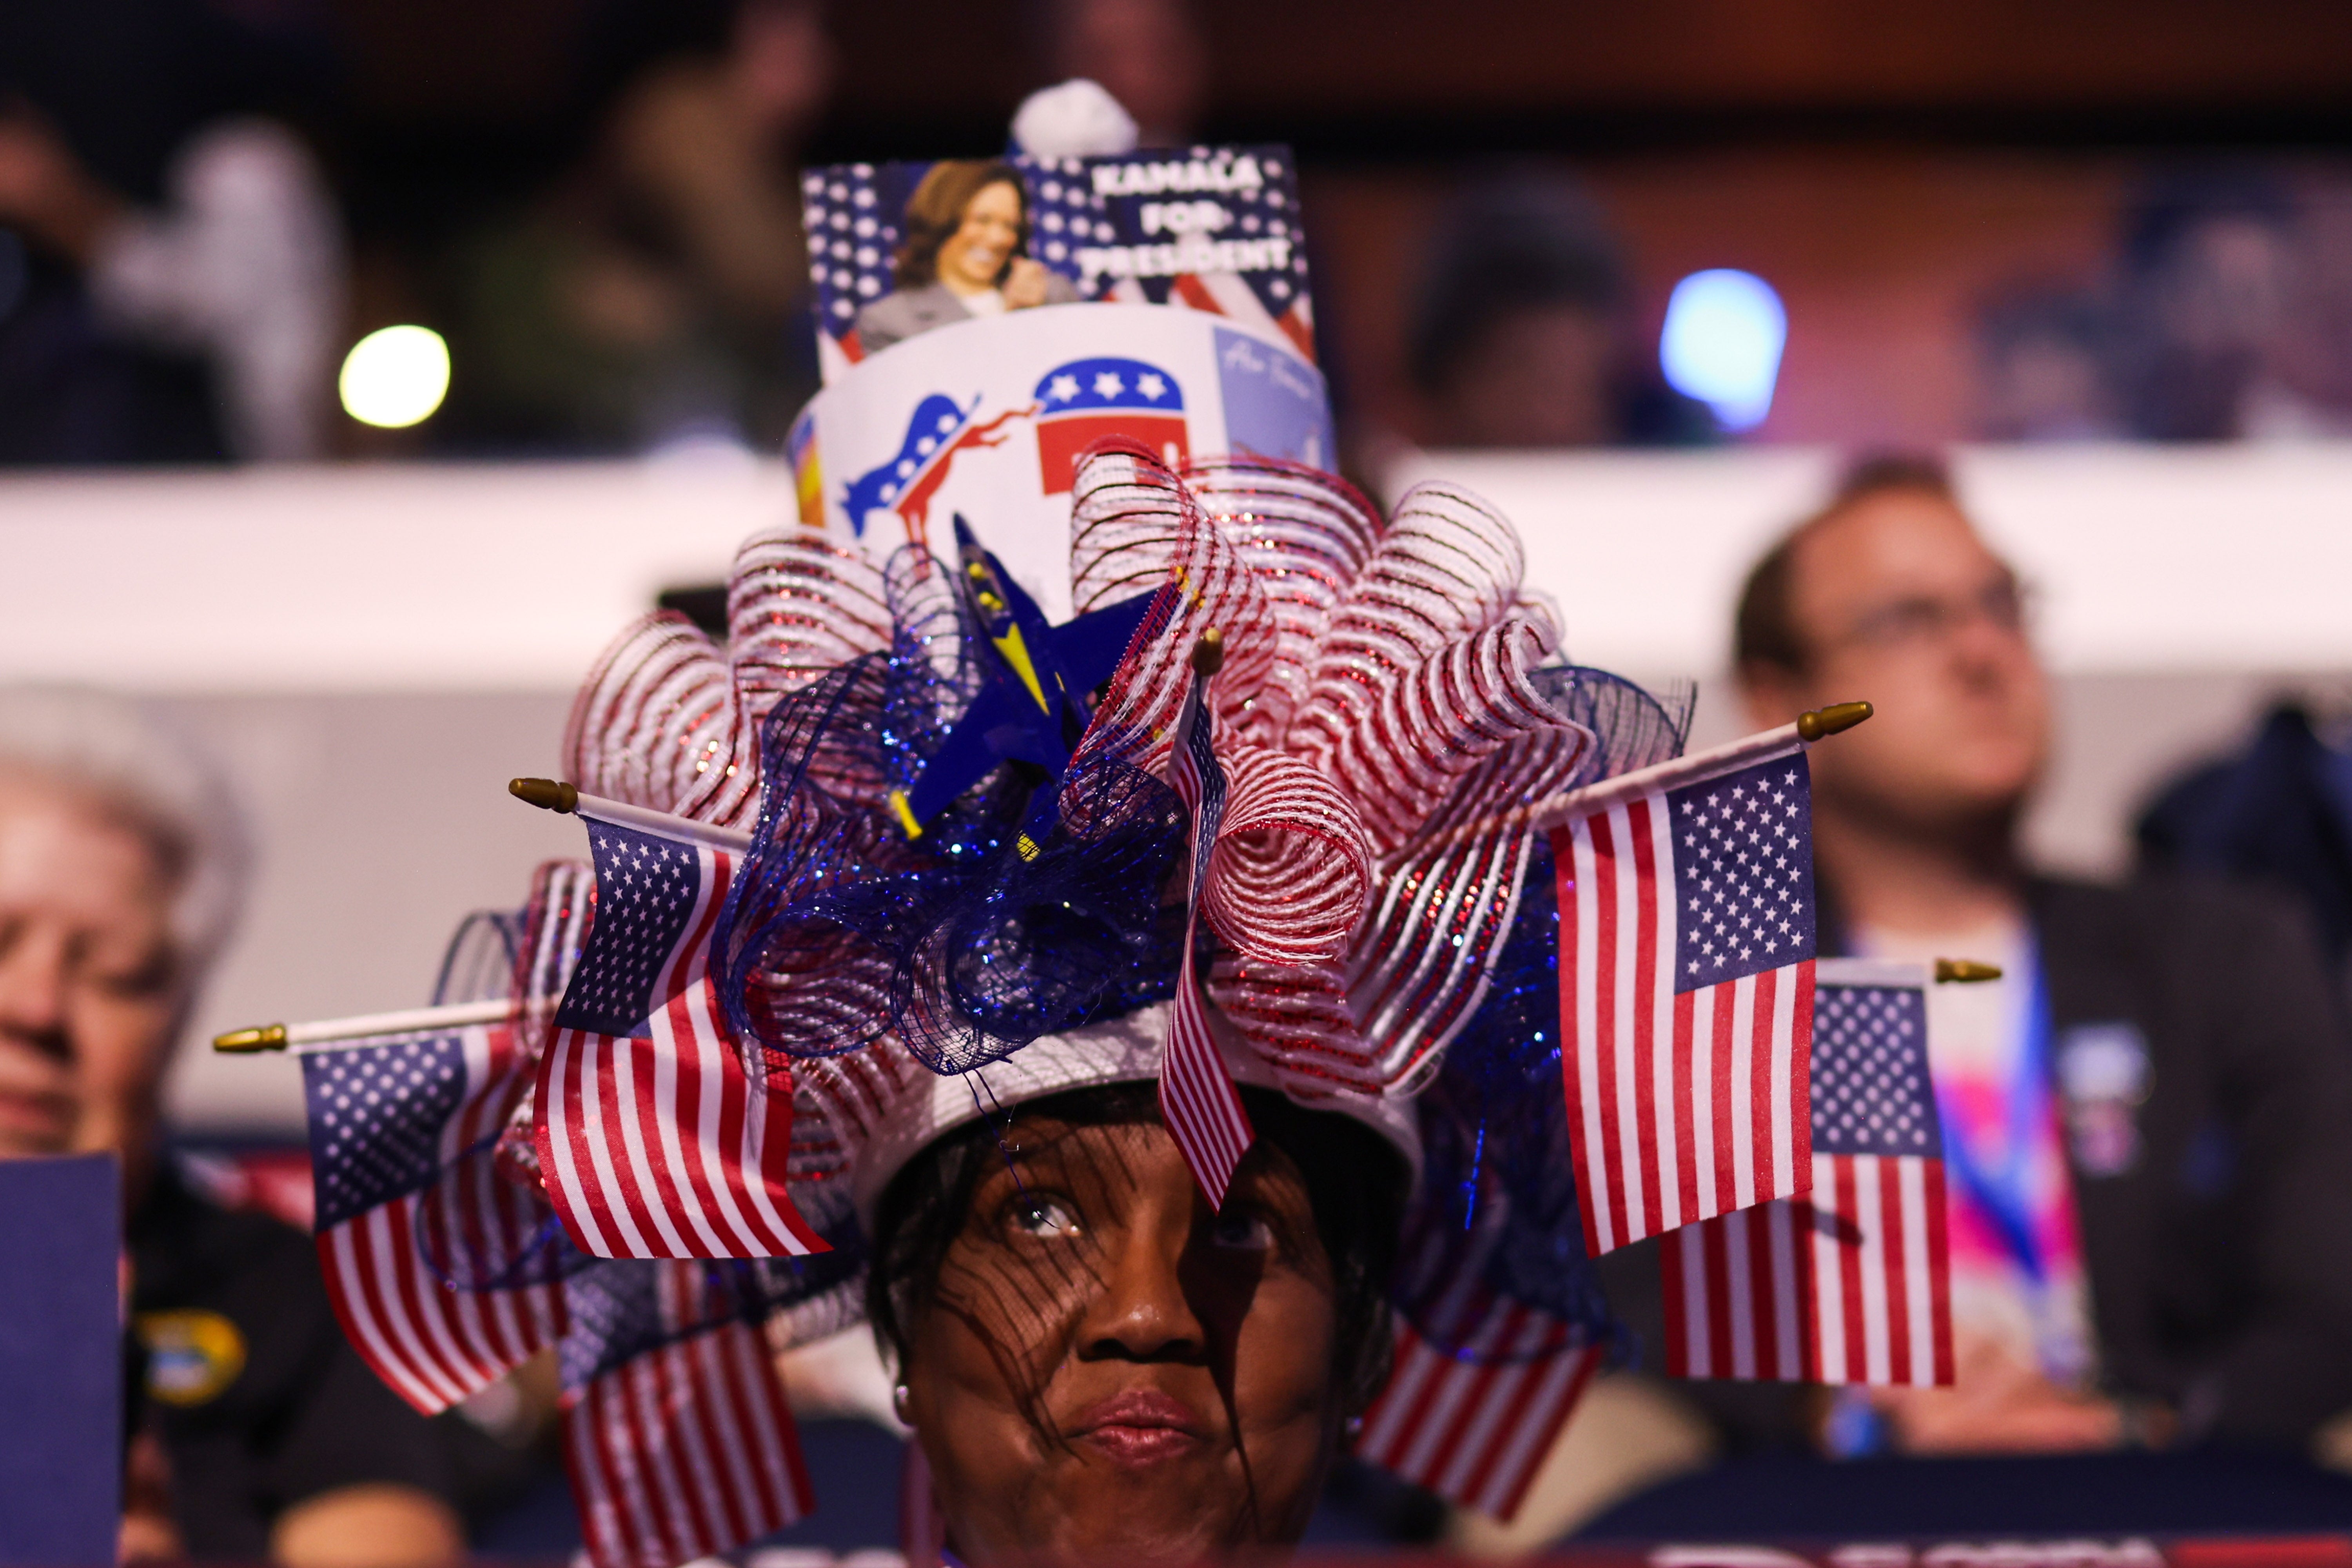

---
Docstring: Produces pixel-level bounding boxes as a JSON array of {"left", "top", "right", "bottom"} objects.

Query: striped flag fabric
[
  {"left": 305, "top": 1021, "right": 564, "bottom": 1414},
  {"left": 537, "top": 817, "right": 826, "bottom": 1259},
  {"left": 1160, "top": 659, "right": 1256, "bottom": 1207},
  {"left": 1356, "top": 1307, "right": 1601, "bottom": 1521},
  {"left": 561, "top": 1263, "right": 813, "bottom": 1568},
  {"left": 1555, "top": 744, "right": 1819, "bottom": 1255},
  {"left": 1661, "top": 961, "right": 1954, "bottom": 1387}
]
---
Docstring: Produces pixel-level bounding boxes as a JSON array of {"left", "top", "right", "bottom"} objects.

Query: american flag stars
[
  {"left": 308, "top": 1035, "right": 467, "bottom": 1227},
  {"left": 800, "top": 164, "right": 898, "bottom": 327},
  {"left": 1812, "top": 984, "right": 1940, "bottom": 1160},
  {"left": 559, "top": 828, "right": 702, "bottom": 1039},
  {"left": 1668, "top": 760, "right": 1815, "bottom": 991}
]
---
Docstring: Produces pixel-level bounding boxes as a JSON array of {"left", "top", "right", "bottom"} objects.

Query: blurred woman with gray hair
[{"left": 0, "top": 687, "right": 465, "bottom": 1566}]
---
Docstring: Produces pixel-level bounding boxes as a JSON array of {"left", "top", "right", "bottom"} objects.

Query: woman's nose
[
  {"left": 1075, "top": 1215, "right": 1209, "bottom": 1364},
  {"left": 0, "top": 927, "right": 73, "bottom": 1052}
]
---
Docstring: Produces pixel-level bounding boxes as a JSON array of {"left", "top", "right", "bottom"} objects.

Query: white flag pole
[
  {"left": 214, "top": 997, "right": 530, "bottom": 1055},
  {"left": 1394, "top": 700, "right": 1872, "bottom": 867},
  {"left": 508, "top": 778, "right": 754, "bottom": 854}
]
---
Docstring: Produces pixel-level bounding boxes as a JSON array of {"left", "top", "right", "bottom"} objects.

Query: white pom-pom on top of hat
[{"left": 1011, "top": 78, "right": 1140, "bottom": 159}]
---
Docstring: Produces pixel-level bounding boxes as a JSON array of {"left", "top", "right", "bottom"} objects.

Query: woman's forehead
[
  {"left": 978, "top": 1112, "right": 1311, "bottom": 1204},
  {"left": 968, "top": 179, "right": 1023, "bottom": 214},
  {"left": 993, "top": 1114, "right": 1168, "bottom": 1176}
]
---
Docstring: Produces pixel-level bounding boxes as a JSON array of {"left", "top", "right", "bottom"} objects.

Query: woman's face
[
  {"left": 901, "top": 1116, "right": 1347, "bottom": 1564},
  {"left": 938, "top": 180, "right": 1025, "bottom": 292}
]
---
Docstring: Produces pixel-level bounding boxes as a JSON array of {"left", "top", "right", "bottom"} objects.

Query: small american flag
[
  {"left": 1161, "top": 660, "right": 1255, "bottom": 1207},
  {"left": 537, "top": 818, "right": 826, "bottom": 1259},
  {"left": 1662, "top": 965, "right": 1953, "bottom": 1386},
  {"left": 1356, "top": 1308, "right": 1600, "bottom": 1521},
  {"left": 305, "top": 1023, "right": 563, "bottom": 1413},
  {"left": 561, "top": 1263, "right": 812, "bottom": 1568},
  {"left": 1555, "top": 748, "right": 1818, "bottom": 1255}
]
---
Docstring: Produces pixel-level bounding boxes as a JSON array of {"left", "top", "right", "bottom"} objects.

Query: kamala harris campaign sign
[
  {"left": 791, "top": 302, "right": 1334, "bottom": 623},
  {"left": 803, "top": 147, "right": 1317, "bottom": 385}
]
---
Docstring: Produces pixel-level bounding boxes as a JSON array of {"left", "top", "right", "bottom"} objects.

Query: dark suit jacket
[{"left": 1597, "top": 872, "right": 2352, "bottom": 1450}]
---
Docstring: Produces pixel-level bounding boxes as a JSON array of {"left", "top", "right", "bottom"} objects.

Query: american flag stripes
[
  {"left": 1161, "top": 660, "right": 1256, "bottom": 1207},
  {"left": 562, "top": 1268, "right": 813, "bottom": 1568},
  {"left": 1555, "top": 746, "right": 1819, "bottom": 1255},
  {"left": 305, "top": 1022, "right": 563, "bottom": 1414},
  {"left": 538, "top": 818, "right": 826, "bottom": 1259},
  {"left": 1662, "top": 964, "right": 1953, "bottom": 1387},
  {"left": 1356, "top": 1311, "right": 1600, "bottom": 1521}
]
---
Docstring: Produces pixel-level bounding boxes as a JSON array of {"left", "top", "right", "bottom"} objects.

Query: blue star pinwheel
[{"left": 889, "top": 515, "right": 1156, "bottom": 858}]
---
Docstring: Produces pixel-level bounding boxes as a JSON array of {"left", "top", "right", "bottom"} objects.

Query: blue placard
[{"left": 0, "top": 1154, "right": 121, "bottom": 1566}]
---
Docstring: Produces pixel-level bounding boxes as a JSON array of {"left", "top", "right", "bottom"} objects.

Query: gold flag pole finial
[
  {"left": 212, "top": 1024, "right": 289, "bottom": 1054},
  {"left": 1797, "top": 701, "right": 1873, "bottom": 742},
  {"left": 1935, "top": 958, "right": 2004, "bottom": 984},
  {"left": 1191, "top": 626, "right": 1225, "bottom": 677},
  {"left": 510, "top": 777, "right": 579, "bottom": 814}
]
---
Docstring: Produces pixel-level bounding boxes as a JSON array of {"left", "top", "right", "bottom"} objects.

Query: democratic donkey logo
[{"left": 839, "top": 392, "right": 1033, "bottom": 545}]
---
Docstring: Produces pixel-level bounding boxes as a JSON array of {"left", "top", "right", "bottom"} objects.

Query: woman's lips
[
  {"left": 1071, "top": 1390, "right": 1206, "bottom": 1467},
  {"left": 0, "top": 1089, "right": 72, "bottom": 1144}
]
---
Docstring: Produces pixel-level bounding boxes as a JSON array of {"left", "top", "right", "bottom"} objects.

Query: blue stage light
[{"left": 1660, "top": 270, "right": 1786, "bottom": 432}]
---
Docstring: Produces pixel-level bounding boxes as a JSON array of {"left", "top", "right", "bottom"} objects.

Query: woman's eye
[
  {"left": 95, "top": 951, "right": 174, "bottom": 1000},
  {"left": 1210, "top": 1211, "right": 1273, "bottom": 1251},
  {"left": 1010, "top": 1196, "right": 1079, "bottom": 1237}
]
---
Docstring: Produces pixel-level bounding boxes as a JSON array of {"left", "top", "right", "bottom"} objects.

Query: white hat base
[{"left": 849, "top": 1002, "right": 1421, "bottom": 1227}]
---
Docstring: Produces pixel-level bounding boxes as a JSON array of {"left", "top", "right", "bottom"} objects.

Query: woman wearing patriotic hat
[
  {"left": 225, "top": 432, "right": 1702, "bottom": 1564},
  {"left": 519, "top": 437, "right": 1683, "bottom": 1563},
  {"left": 225, "top": 89, "right": 1724, "bottom": 1557}
]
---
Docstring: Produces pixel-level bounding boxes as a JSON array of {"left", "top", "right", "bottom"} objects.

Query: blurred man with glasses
[{"left": 1708, "top": 456, "right": 2352, "bottom": 1458}]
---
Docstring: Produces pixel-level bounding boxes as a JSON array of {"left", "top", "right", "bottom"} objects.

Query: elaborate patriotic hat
[
  {"left": 559, "top": 442, "right": 1658, "bottom": 1210},
  {"left": 527, "top": 438, "right": 1704, "bottom": 1523}
]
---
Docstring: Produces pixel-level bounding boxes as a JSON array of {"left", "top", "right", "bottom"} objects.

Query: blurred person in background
[
  {"left": 0, "top": 688, "right": 464, "bottom": 1565},
  {"left": 1404, "top": 172, "right": 1716, "bottom": 450},
  {"left": 2112, "top": 169, "right": 2352, "bottom": 442},
  {"left": 0, "top": 0, "right": 344, "bottom": 463},
  {"left": 1972, "top": 282, "right": 2123, "bottom": 442},
  {"left": 2137, "top": 699, "right": 2352, "bottom": 1001},
  {"left": 1592, "top": 457, "right": 2352, "bottom": 1479},
  {"left": 441, "top": 0, "right": 832, "bottom": 456},
  {"left": 1029, "top": 0, "right": 1208, "bottom": 149}
]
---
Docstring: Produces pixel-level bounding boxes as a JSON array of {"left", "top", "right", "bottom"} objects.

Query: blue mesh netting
[
  {"left": 1395, "top": 834, "right": 1619, "bottom": 1361},
  {"left": 1537, "top": 663, "right": 1695, "bottom": 788},
  {"left": 715, "top": 548, "right": 1187, "bottom": 1079}
]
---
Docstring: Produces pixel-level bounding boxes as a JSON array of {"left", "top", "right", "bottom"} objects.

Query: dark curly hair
[{"left": 867, "top": 1081, "right": 1411, "bottom": 1416}]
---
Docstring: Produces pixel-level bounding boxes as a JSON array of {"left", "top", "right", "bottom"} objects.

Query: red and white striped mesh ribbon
[
  {"left": 1183, "top": 455, "right": 1382, "bottom": 743},
  {"left": 1069, "top": 439, "right": 1276, "bottom": 773},
  {"left": 564, "top": 526, "right": 893, "bottom": 831},
  {"left": 1072, "top": 444, "right": 1592, "bottom": 1106}
]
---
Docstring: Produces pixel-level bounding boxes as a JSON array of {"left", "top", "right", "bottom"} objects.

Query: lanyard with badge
[
  {"left": 1935, "top": 953, "right": 2054, "bottom": 1289},
  {"left": 1933, "top": 946, "right": 2098, "bottom": 1382}
]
